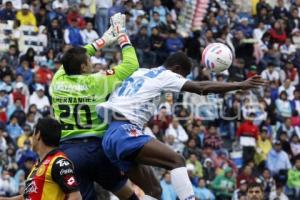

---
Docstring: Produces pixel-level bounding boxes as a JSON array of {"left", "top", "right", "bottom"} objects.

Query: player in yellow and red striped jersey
[{"left": 0, "top": 118, "right": 81, "bottom": 200}]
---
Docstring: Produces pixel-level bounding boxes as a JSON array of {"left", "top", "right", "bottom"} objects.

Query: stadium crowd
[{"left": 0, "top": 0, "right": 300, "bottom": 199}]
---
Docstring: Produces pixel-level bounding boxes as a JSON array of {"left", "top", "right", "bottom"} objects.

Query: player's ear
[{"left": 80, "top": 63, "right": 87, "bottom": 73}]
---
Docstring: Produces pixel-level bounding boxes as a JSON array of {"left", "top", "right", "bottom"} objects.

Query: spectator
[
  {"left": 67, "top": 5, "right": 86, "bottom": 29},
  {"left": 253, "top": 22, "right": 268, "bottom": 43},
  {"left": 256, "top": 0, "right": 272, "bottom": 17},
  {"left": 261, "top": 62, "right": 280, "bottom": 82},
  {"left": 148, "top": 12, "right": 168, "bottom": 36},
  {"left": 150, "top": 27, "right": 167, "bottom": 65},
  {"left": 47, "top": 18, "right": 64, "bottom": 52},
  {"left": 254, "top": 127, "right": 272, "bottom": 167},
  {"left": 28, "top": 84, "right": 50, "bottom": 112},
  {"left": 269, "top": 184, "right": 289, "bottom": 200},
  {"left": 19, "top": 48, "right": 35, "bottom": 69},
  {"left": 237, "top": 112, "right": 259, "bottom": 164},
  {"left": 266, "top": 140, "right": 292, "bottom": 175},
  {"left": 64, "top": 18, "right": 84, "bottom": 46},
  {"left": 0, "top": 127, "right": 7, "bottom": 153},
  {"left": 82, "top": 22, "right": 99, "bottom": 44},
  {"left": 15, "top": 60, "right": 33, "bottom": 86},
  {"left": 211, "top": 167, "right": 235, "bottom": 200},
  {"left": 194, "top": 178, "right": 215, "bottom": 200},
  {"left": 237, "top": 165, "right": 256, "bottom": 188},
  {"left": 232, "top": 179, "right": 248, "bottom": 200},
  {"left": 280, "top": 38, "right": 297, "bottom": 61},
  {"left": 259, "top": 168, "right": 276, "bottom": 199},
  {"left": 16, "top": 4, "right": 37, "bottom": 28},
  {"left": 17, "top": 125, "right": 31, "bottom": 149},
  {"left": 52, "top": 0, "right": 69, "bottom": 12},
  {"left": 166, "top": 118, "right": 188, "bottom": 152},
  {"left": 130, "top": 1, "right": 145, "bottom": 21},
  {"left": 165, "top": 29, "right": 183, "bottom": 54},
  {"left": 131, "top": 26, "right": 156, "bottom": 68},
  {"left": 278, "top": 131, "right": 293, "bottom": 157},
  {"left": 25, "top": 112, "right": 36, "bottom": 131},
  {"left": 2, "top": 45, "right": 19, "bottom": 70},
  {"left": 235, "top": 18, "right": 253, "bottom": 38},
  {"left": 203, "top": 158, "right": 216, "bottom": 183},
  {"left": 2, "top": 0, "right": 21, "bottom": 10},
  {"left": 150, "top": 0, "right": 168, "bottom": 23},
  {"left": 290, "top": 134, "right": 300, "bottom": 157},
  {"left": 287, "top": 8, "right": 300, "bottom": 34},
  {"left": 228, "top": 59, "right": 246, "bottom": 82},
  {"left": 275, "top": 91, "right": 293, "bottom": 118},
  {"left": 10, "top": 82, "right": 27, "bottom": 111},
  {"left": 0, "top": 1, "right": 15, "bottom": 21},
  {"left": 269, "top": 20, "right": 287, "bottom": 45},
  {"left": 0, "top": 58, "right": 13, "bottom": 81},
  {"left": 278, "top": 79, "right": 295, "bottom": 100},
  {"left": 0, "top": 169, "right": 17, "bottom": 196},
  {"left": 273, "top": 0, "right": 289, "bottom": 20},
  {"left": 284, "top": 61, "right": 299, "bottom": 86},
  {"left": 160, "top": 171, "right": 177, "bottom": 200},
  {"left": 204, "top": 124, "right": 223, "bottom": 150},
  {"left": 91, "top": 49, "right": 107, "bottom": 68},
  {"left": 186, "top": 153, "right": 203, "bottom": 178},
  {"left": 183, "top": 138, "right": 202, "bottom": 159},
  {"left": 6, "top": 115, "right": 23, "bottom": 142},
  {"left": 95, "top": 0, "right": 112, "bottom": 36},
  {"left": 46, "top": 3, "right": 67, "bottom": 28},
  {"left": 277, "top": 118, "right": 298, "bottom": 138}
]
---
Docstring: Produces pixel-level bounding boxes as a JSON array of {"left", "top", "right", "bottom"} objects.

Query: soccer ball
[{"left": 201, "top": 43, "right": 233, "bottom": 73}]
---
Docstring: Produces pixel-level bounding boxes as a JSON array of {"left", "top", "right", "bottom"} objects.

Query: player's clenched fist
[{"left": 110, "top": 12, "right": 131, "bottom": 48}]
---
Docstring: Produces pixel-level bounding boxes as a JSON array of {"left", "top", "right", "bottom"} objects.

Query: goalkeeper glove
[
  {"left": 92, "top": 26, "right": 117, "bottom": 50},
  {"left": 110, "top": 13, "right": 131, "bottom": 48}
]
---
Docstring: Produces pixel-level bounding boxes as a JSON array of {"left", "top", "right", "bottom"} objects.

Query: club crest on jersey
[
  {"left": 106, "top": 69, "right": 115, "bottom": 76},
  {"left": 36, "top": 165, "right": 46, "bottom": 176}
]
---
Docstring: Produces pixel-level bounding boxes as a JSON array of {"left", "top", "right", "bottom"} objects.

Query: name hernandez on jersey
[
  {"left": 97, "top": 66, "right": 187, "bottom": 128},
  {"left": 50, "top": 45, "right": 139, "bottom": 140}
]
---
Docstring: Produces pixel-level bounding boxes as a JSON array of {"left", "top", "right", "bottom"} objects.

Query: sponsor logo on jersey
[
  {"left": 56, "top": 159, "right": 70, "bottom": 167},
  {"left": 64, "top": 176, "right": 76, "bottom": 186},
  {"left": 36, "top": 165, "right": 46, "bottom": 176},
  {"left": 60, "top": 168, "right": 73, "bottom": 175},
  {"left": 24, "top": 180, "right": 38, "bottom": 194}
]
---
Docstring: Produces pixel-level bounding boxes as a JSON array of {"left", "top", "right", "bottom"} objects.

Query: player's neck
[{"left": 38, "top": 145, "right": 56, "bottom": 161}]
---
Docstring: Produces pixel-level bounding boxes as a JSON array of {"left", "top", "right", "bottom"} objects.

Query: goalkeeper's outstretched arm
[{"left": 109, "top": 13, "right": 139, "bottom": 81}]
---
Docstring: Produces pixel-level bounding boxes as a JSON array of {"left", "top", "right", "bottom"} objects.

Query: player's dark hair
[
  {"left": 164, "top": 52, "right": 192, "bottom": 76},
  {"left": 247, "top": 182, "right": 263, "bottom": 192},
  {"left": 34, "top": 117, "right": 61, "bottom": 147},
  {"left": 61, "top": 47, "right": 88, "bottom": 75}
]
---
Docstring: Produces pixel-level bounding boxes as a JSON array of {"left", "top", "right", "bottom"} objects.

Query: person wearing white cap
[
  {"left": 29, "top": 84, "right": 50, "bottom": 112},
  {"left": 52, "top": 0, "right": 69, "bottom": 12},
  {"left": 16, "top": 3, "right": 37, "bottom": 28}
]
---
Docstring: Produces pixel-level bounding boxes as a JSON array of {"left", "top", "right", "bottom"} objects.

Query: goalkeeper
[{"left": 50, "top": 13, "right": 139, "bottom": 200}]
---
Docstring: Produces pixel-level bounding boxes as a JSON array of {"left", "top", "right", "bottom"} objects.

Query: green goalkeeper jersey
[{"left": 50, "top": 44, "right": 139, "bottom": 141}]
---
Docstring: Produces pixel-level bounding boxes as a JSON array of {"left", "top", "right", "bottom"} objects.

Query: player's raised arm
[
  {"left": 181, "top": 75, "right": 266, "bottom": 95},
  {"left": 109, "top": 13, "right": 139, "bottom": 81}
]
